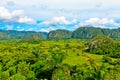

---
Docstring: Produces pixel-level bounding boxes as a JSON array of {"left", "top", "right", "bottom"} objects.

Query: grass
[
  {"left": 84, "top": 53, "right": 103, "bottom": 61},
  {"left": 62, "top": 50, "right": 105, "bottom": 66},
  {"left": 62, "top": 52, "right": 87, "bottom": 66}
]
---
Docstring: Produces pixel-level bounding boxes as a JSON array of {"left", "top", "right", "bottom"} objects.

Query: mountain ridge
[{"left": 0, "top": 27, "right": 120, "bottom": 39}]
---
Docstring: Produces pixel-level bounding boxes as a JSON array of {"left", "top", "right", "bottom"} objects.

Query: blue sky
[{"left": 0, "top": 0, "right": 120, "bottom": 32}]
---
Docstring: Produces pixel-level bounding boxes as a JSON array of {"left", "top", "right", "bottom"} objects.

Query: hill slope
[{"left": 1, "top": 27, "right": 120, "bottom": 39}]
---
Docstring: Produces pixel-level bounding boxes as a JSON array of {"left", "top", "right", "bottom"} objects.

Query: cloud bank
[
  {"left": 0, "top": 7, "right": 36, "bottom": 24},
  {"left": 41, "top": 16, "right": 77, "bottom": 26},
  {"left": 80, "top": 17, "right": 120, "bottom": 28}
]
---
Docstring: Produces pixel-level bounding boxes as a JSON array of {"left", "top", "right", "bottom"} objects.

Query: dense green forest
[
  {"left": 0, "top": 34, "right": 120, "bottom": 80},
  {"left": 0, "top": 27, "right": 120, "bottom": 80}
]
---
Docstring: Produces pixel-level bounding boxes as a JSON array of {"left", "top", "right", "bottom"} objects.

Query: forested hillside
[
  {"left": 72, "top": 27, "right": 120, "bottom": 39},
  {"left": 48, "top": 29, "right": 72, "bottom": 39},
  {"left": 0, "top": 30, "right": 48, "bottom": 40},
  {"left": 1, "top": 27, "right": 120, "bottom": 40},
  {"left": 72, "top": 27, "right": 103, "bottom": 39}
]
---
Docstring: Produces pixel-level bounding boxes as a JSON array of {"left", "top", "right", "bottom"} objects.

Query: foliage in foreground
[{"left": 0, "top": 38, "right": 120, "bottom": 80}]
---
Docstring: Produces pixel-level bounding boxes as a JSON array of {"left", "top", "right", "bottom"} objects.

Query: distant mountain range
[{"left": 0, "top": 27, "right": 120, "bottom": 40}]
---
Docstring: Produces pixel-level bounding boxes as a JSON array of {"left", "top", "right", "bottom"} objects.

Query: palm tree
[{"left": 90, "top": 61, "right": 107, "bottom": 80}]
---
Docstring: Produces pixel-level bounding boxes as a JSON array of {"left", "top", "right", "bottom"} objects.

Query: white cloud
[
  {"left": 6, "top": 25, "right": 13, "bottom": 30},
  {"left": 41, "top": 16, "right": 77, "bottom": 26},
  {"left": 17, "top": 26, "right": 20, "bottom": 29},
  {"left": 0, "top": 7, "right": 11, "bottom": 20},
  {"left": 80, "top": 17, "right": 120, "bottom": 28},
  {"left": 18, "top": 16, "right": 36, "bottom": 24},
  {"left": 40, "top": 29, "right": 49, "bottom": 32},
  {"left": 28, "top": 28, "right": 35, "bottom": 31},
  {"left": 12, "top": 10, "right": 24, "bottom": 18},
  {"left": 18, "top": 28, "right": 25, "bottom": 31},
  {"left": 1, "top": 0, "right": 120, "bottom": 20},
  {"left": 0, "top": 6, "right": 36, "bottom": 24},
  {"left": 85, "top": 17, "right": 115, "bottom": 25},
  {"left": 40, "top": 27, "right": 55, "bottom": 32}
]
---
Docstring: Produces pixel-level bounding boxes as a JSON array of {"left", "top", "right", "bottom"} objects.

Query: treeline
[
  {"left": 1, "top": 27, "right": 120, "bottom": 40},
  {"left": 0, "top": 30, "right": 47, "bottom": 40}
]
